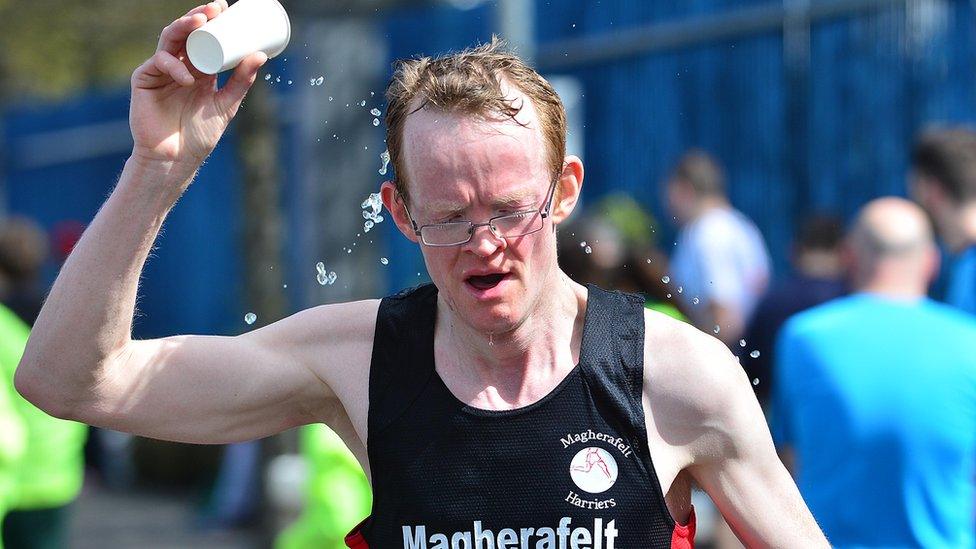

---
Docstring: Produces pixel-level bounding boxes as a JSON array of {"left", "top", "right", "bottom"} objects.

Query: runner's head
[{"left": 379, "top": 38, "right": 583, "bottom": 334}]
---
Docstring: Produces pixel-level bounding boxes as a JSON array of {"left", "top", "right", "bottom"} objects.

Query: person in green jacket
[
  {"left": 0, "top": 305, "right": 87, "bottom": 549},
  {"left": 0, "top": 307, "right": 27, "bottom": 549},
  {"left": 275, "top": 424, "right": 372, "bottom": 549}
]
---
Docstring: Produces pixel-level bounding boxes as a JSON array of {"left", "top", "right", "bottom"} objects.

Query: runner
[{"left": 15, "top": 3, "right": 827, "bottom": 547}]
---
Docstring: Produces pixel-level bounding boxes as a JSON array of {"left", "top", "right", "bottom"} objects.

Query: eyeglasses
[{"left": 403, "top": 179, "right": 558, "bottom": 247}]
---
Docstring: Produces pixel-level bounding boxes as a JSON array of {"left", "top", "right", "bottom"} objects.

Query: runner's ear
[
  {"left": 381, "top": 181, "right": 420, "bottom": 244},
  {"left": 549, "top": 155, "right": 584, "bottom": 225}
]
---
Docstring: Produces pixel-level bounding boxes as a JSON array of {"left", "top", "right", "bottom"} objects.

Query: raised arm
[
  {"left": 644, "top": 312, "right": 827, "bottom": 547},
  {"left": 14, "top": 2, "right": 373, "bottom": 445}
]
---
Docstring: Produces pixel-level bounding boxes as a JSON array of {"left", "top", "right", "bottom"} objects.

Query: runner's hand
[{"left": 129, "top": 1, "right": 268, "bottom": 168}]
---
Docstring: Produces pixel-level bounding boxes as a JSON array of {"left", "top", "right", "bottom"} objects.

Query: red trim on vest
[
  {"left": 345, "top": 518, "right": 369, "bottom": 548},
  {"left": 671, "top": 507, "right": 697, "bottom": 549}
]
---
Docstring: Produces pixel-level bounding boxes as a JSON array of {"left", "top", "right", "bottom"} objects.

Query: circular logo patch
[{"left": 569, "top": 447, "right": 618, "bottom": 494}]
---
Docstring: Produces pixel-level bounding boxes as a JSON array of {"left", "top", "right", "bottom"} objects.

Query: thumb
[{"left": 216, "top": 52, "right": 269, "bottom": 117}]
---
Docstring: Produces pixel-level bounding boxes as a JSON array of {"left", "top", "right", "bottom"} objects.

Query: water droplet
[
  {"left": 666, "top": 293, "right": 672, "bottom": 298},
  {"left": 378, "top": 149, "right": 391, "bottom": 175},
  {"left": 327, "top": 272, "right": 337, "bottom": 285},
  {"left": 316, "top": 272, "right": 328, "bottom": 285},
  {"left": 328, "top": 96, "right": 334, "bottom": 101},
  {"left": 752, "top": 378, "right": 760, "bottom": 386},
  {"left": 692, "top": 297, "right": 700, "bottom": 305},
  {"left": 713, "top": 325, "right": 721, "bottom": 334},
  {"left": 677, "top": 286, "right": 683, "bottom": 294},
  {"left": 244, "top": 312, "right": 257, "bottom": 325},
  {"left": 584, "top": 246, "right": 592, "bottom": 254},
  {"left": 361, "top": 192, "right": 385, "bottom": 232},
  {"left": 380, "top": 257, "right": 389, "bottom": 265},
  {"left": 359, "top": 100, "right": 366, "bottom": 107},
  {"left": 275, "top": 76, "right": 281, "bottom": 83},
  {"left": 750, "top": 350, "right": 761, "bottom": 358},
  {"left": 739, "top": 339, "right": 747, "bottom": 347},
  {"left": 661, "top": 276, "right": 670, "bottom": 284},
  {"left": 287, "top": 80, "right": 293, "bottom": 85},
  {"left": 316, "top": 261, "right": 326, "bottom": 274},
  {"left": 370, "top": 108, "right": 381, "bottom": 116},
  {"left": 283, "top": 284, "right": 288, "bottom": 289},
  {"left": 646, "top": 258, "right": 652, "bottom": 264},
  {"left": 373, "top": 118, "right": 380, "bottom": 126},
  {"left": 580, "top": 241, "right": 587, "bottom": 247},
  {"left": 314, "top": 76, "right": 324, "bottom": 86},
  {"left": 364, "top": 220, "right": 374, "bottom": 232},
  {"left": 264, "top": 74, "right": 271, "bottom": 81}
]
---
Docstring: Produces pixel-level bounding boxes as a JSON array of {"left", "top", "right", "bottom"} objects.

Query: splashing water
[
  {"left": 372, "top": 118, "right": 380, "bottom": 127},
  {"left": 361, "top": 192, "right": 385, "bottom": 232},
  {"left": 378, "top": 150, "right": 391, "bottom": 175},
  {"left": 264, "top": 74, "right": 271, "bottom": 81},
  {"left": 676, "top": 286, "right": 683, "bottom": 294},
  {"left": 370, "top": 108, "right": 381, "bottom": 116},
  {"left": 752, "top": 378, "right": 760, "bottom": 386},
  {"left": 739, "top": 339, "right": 747, "bottom": 347},
  {"left": 692, "top": 297, "right": 700, "bottom": 305},
  {"left": 244, "top": 312, "right": 257, "bottom": 325},
  {"left": 359, "top": 100, "right": 367, "bottom": 107},
  {"left": 661, "top": 275, "right": 670, "bottom": 284},
  {"left": 749, "top": 350, "right": 761, "bottom": 359},
  {"left": 584, "top": 246, "right": 592, "bottom": 254},
  {"left": 713, "top": 325, "right": 721, "bottom": 334},
  {"left": 380, "top": 257, "right": 389, "bottom": 265},
  {"left": 580, "top": 241, "right": 587, "bottom": 248}
]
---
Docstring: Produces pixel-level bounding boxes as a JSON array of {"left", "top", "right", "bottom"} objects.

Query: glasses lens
[
  {"left": 493, "top": 210, "right": 543, "bottom": 238},
  {"left": 421, "top": 222, "right": 472, "bottom": 246}
]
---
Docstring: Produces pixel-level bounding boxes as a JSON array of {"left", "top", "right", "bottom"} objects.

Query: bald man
[{"left": 771, "top": 198, "right": 976, "bottom": 547}]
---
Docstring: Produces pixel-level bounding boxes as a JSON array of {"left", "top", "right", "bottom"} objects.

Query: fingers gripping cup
[{"left": 186, "top": 0, "right": 291, "bottom": 75}]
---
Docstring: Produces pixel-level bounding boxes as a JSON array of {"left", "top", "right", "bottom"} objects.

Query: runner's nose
[{"left": 463, "top": 223, "right": 505, "bottom": 257}]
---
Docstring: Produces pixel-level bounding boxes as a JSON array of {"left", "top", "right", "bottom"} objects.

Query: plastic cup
[{"left": 186, "top": 0, "right": 291, "bottom": 75}]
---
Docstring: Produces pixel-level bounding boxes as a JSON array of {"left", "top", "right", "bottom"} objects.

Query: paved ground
[{"left": 69, "top": 482, "right": 262, "bottom": 549}]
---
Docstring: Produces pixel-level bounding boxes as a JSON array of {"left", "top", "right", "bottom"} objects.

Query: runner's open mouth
[{"left": 466, "top": 273, "right": 507, "bottom": 290}]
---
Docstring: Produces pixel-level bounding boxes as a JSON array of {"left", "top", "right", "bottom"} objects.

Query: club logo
[{"left": 569, "top": 447, "right": 618, "bottom": 494}]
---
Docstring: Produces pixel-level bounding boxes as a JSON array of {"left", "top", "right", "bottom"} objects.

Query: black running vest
[{"left": 347, "top": 283, "right": 695, "bottom": 548}]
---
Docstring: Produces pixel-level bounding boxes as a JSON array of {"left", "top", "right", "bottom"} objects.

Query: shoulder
[{"left": 642, "top": 308, "right": 754, "bottom": 437}]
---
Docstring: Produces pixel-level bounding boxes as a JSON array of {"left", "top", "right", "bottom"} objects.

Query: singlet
[{"left": 346, "top": 283, "right": 695, "bottom": 549}]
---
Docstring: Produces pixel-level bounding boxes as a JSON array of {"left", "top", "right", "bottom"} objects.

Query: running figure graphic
[{"left": 573, "top": 448, "right": 612, "bottom": 478}]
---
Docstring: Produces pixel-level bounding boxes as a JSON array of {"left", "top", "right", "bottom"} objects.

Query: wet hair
[
  {"left": 671, "top": 150, "right": 726, "bottom": 197},
  {"left": 912, "top": 128, "right": 976, "bottom": 202},
  {"left": 384, "top": 36, "right": 567, "bottom": 205}
]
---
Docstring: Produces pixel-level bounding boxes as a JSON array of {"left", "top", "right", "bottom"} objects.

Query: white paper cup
[{"left": 186, "top": 0, "right": 291, "bottom": 75}]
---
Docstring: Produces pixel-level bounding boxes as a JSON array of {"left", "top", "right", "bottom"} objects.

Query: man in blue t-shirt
[
  {"left": 910, "top": 128, "right": 976, "bottom": 315},
  {"left": 773, "top": 198, "right": 976, "bottom": 547}
]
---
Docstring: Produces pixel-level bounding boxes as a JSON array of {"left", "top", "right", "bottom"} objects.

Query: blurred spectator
[
  {"left": 275, "top": 425, "right": 371, "bottom": 549},
  {"left": 740, "top": 214, "right": 847, "bottom": 406},
  {"left": 0, "top": 218, "right": 48, "bottom": 325},
  {"left": 558, "top": 193, "right": 688, "bottom": 320},
  {"left": 0, "top": 221, "right": 87, "bottom": 549},
  {"left": 772, "top": 198, "right": 976, "bottom": 547},
  {"left": 910, "top": 128, "right": 976, "bottom": 314},
  {"left": 0, "top": 305, "right": 27, "bottom": 549},
  {"left": 665, "top": 150, "right": 770, "bottom": 345}
]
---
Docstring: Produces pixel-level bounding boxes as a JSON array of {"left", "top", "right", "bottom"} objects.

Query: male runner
[{"left": 15, "top": 2, "right": 826, "bottom": 546}]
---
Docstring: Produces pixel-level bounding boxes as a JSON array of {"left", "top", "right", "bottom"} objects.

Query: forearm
[{"left": 16, "top": 155, "right": 197, "bottom": 414}]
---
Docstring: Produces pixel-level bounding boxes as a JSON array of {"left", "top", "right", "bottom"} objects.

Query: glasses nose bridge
[{"left": 464, "top": 219, "right": 504, "bottom": 248}]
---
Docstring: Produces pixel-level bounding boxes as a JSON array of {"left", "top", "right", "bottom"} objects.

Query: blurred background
[{"left": 1, "top": 0, "right": 975, "bottom": 547}]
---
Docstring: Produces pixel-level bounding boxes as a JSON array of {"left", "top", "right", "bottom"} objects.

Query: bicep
[{"left": 85, "top": 302, "right": 377, "bottom": 444}]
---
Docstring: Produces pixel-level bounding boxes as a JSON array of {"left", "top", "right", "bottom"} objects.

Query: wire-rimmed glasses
[{"left": 403, "top": 179, "right": 558, "bottom": 247}]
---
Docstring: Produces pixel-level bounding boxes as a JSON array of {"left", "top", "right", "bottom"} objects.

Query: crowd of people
[{"left": 2, "top": 3, "right": 976, "bottom": 546}]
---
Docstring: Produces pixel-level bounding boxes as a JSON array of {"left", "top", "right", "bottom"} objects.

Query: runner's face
[{"left": 398, "top": 98, "right": 558, "bottom": 334}]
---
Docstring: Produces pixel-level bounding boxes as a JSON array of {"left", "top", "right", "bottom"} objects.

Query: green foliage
[{"left": 0, "top": 0, "right": 198, "bottom": 101}]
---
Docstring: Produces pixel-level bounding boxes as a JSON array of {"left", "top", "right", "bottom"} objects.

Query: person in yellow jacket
[
  {"left": 0, "top": 305, "right": 87, "bottom": 549},
  {"left": 275, "top": 424, "right": 371, "bottom": 549}
]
